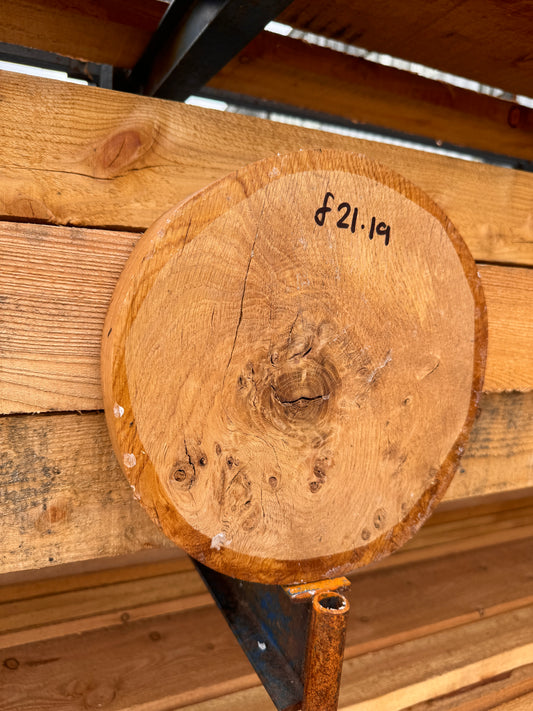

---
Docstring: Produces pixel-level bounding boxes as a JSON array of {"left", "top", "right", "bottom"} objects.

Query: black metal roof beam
[
  {"left": 0, "top": 41, "right": 112, "bottom": 88},
  {"left": 125, "top": 0, "right": 294, "bottom": 101}
]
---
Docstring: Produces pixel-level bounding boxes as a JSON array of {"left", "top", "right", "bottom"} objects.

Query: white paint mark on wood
[
  {"left": 367, "top": 351, "right": 393, "bottom": 383},
  {"left": 123, "top": 453, "right": 136, "bottom": 468},
  {"left": 210, "top": 532, "right": 231, "bottom": 550}
]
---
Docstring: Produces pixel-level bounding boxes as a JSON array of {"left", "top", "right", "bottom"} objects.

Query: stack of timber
[
  {"left": 1, "top": 537, "right": 533, "bottom": 709},
  {"left": 0, "top": 20, "right": 532, "bottom": 704}
]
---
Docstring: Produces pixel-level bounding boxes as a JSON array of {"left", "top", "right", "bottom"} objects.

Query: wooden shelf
[{"left": 1, "top": 538, "right": 532, "bottom": 709}]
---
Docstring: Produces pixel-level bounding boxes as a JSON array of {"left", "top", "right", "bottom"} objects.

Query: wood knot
[
  {"left": 221, "top": 467, "right": 263, "bottom": 534},
  {"left": 170, "top": 458, "right": 196, "bottom": 490},
  {"left": 373, "top": 508, "right": 387, "bottom": 529},
  {"left": 268, "top": 350, "right": 339, "bottom": 430},
  {"left": 234, "top": 318, "right": 341, "bottom": 447},
  {"left": 92, "top": 129, "right": 144, "bottom": 178},
  {"left": 34, "top": 502, "right": 70, "bottom": 534},
  {"left": 308, "top": 452, "right": 334, "bottom": 493}
]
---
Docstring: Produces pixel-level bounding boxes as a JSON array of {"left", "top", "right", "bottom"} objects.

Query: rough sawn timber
[
  {"left": 0, "top": 0, "right": 167, "bottom": 68},
  {"left": 2, "top": 599, "right": 532, "bottom": 710},
  {"left": 1, "top": 395, "right": 532, "bottom": 574},
  {"left": 1, "top": 539, "right": 533, "bottom": 710},
  {"left": 0, "top": 70, "right": 532, "bottom": 266},
  {"left": 0, "top": 224, "right": 531, "bottom": 416},
  {"left": 209, "top": 32, "right": 533, "bottom": 162},
  {"left": 278, "top": 0, "right": 533, "bottom": 98}
]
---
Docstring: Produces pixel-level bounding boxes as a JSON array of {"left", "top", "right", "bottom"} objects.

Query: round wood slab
[{"left": 102, "top": 150, "right": 487, "bottom": 584}]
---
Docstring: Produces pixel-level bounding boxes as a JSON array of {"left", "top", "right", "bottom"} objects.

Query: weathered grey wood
[{"left": 0, "top": 392, "right": 531, "bottom": 574}]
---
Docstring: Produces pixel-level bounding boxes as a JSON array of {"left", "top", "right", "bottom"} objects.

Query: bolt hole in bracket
[{"left": 101, "top": 150, "right": 487, "bottom": 710}]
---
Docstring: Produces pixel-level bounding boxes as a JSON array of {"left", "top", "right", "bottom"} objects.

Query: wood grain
[
  {"left": 0, "top": 221, "right": 530, "bottom": 415},
  {"left": 338, "top": 604, "right": 533, "bottom": 710},
  {"left": 177, "top": 669, "right": 533, "bottom": 711},
  {"left": 0, "top": 70, "right": 532, "bottom": 266},
  {"left": 278, "top": 0, "right": 533, "bottom": 98},
  {"left": 0, "top": 555, "right": 189, "bottom": 605},
  {"left": 489, "top": 692, "right": 533, "bottom": 711},
  {"left": 2, "top": 537, "right": 532, "bottom": 656},
  {"left": 0, "top": 393, "right": 531, "bottom": 574},
  {"left": 0, "top": 604, "right": 259, "bottom": 711},
  {"left": 483, "top": 266, "right": 533, "bottom": 393},
  {"left": 1, "top": 536, "right": 532, "bottom": 654},
  {"left": 1, "top": 539, "right": 532, "bottom": 709},
  {"left": 388, "top": 496, "right": 533, "bottom": 567},
  {"left": 0, "top": 0, "right": 167, "bottom": 68},
  {"left": 449, "top": 392, "right": 533, "bottom": 500},
  {"left": 0, "top": 411, "right": 172, "bottom": 574},
  {"left": 178, "top": 609, "right": 533, "bottom": 711},
  {"left": 102, "top": 149, "right": 486, "bottom": 583},
  {"left": 0, "top": 222, "right": 137, "bottom": 413},
  {"left": 209, "top": 32, "right": 533, "bottom": 162},
  {"left": 2, "top": 598, "right": 532, "bottom": 710},
  {"left": 406, "top": 664, "right": 533, "bottom": 711}
]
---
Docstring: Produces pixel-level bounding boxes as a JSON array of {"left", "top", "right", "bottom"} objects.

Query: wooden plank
[
  {"left": 177, "top": 673, "right": 533, "bottom": 711},
  {"left": 489, "top": 692, "right": 533, "bottom": 711},
  {"left": 0, "top": 411, "right": 173, "bottom": 574},
  {"left": 2, "top": 536, "right": 532, "bottom": 653},
  {"left": 2, "top": 600, "right": 532, "bottom": 710},
  {"left": 178, "top": 610, "right": 533, "bottom": 711},
  {"left": 406, "top": 664, "right": 533, "bottom": 710},
  {"left": 482, "top": 266, "right": 533, "bottom": 393},
  {"left": 0, "top": 70, "right": 531, "bottom": 266},
  {"left": 0, "top": 588, "right": 213, "bottom": 651},
  {"left": 0, "top": 559, "right": 207, "bottom": 646},
  {"left": 0, "top": 0, "right": 167, "bottom": 68},
  {"left": 1, "top": 539, "right": 533, "bottom": 709},
  {"left": 180, "top": 671, "right": 533, "bottom": 711},
  {"left": 345, "top": 537, "right": 533, "bottom": 658},
  {"left": 0, "top": 402, "right": 531, "bottom": 574},
  {"left": 1, "top": 222, "right": 531, "bottom": 415},
  {"left": 209, "top": 33, "right": 533, "bottom": 162},
  {"left": 0, "top": 222, "right": 136, "bottom": 413},
  {"left": 449, "top": 392, "right": 533, "bottom": 500},
  {"left": 0, "top": 556, "right": 190, "bottom": 605},
  {"left": 0, "top": 604, "right": 259, "bottom": 710},
  {"left": 339, "top": 606, "right": 533, "bottom": 710},
  {"left": 278, "top": 0, "right": 533, "bottom": 98}
]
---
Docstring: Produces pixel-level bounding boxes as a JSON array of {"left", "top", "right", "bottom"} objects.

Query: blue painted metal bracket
[{"left": 193, "top": 559, "right": 350, "bottom": 710}]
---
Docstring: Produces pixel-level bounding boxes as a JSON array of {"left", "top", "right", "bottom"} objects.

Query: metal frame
[
  {"left": 194, "top": 560, "right": 350, "bottom": 711},
  {"left": 0, "top": 41, "right": 112, "bottom": 88},
  {"left": 125, "top": 0, "right": 294, "bottom": 101}
]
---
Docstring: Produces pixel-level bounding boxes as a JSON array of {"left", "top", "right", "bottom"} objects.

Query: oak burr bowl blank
[{"left": 102, "top": 150, "right": 487, "bottom": 584}]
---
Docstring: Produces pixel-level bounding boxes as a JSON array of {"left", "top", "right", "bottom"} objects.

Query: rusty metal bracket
[{"left": 193, "top": 559, "right": 350, "bottom": 711}]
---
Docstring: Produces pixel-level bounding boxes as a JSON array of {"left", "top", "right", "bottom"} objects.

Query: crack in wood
[
  {"left": 223, "top": 203, "right": 264, "bottom": 380},
  {"left": 270, "top": 384, "right": 327, "bottom": 406}
]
